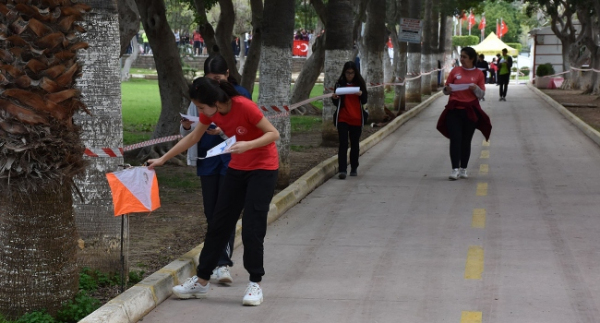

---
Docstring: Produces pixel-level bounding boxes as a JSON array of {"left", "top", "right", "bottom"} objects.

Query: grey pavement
[{"left": 140, "top": 85, "right": 600, "bottom": 323}]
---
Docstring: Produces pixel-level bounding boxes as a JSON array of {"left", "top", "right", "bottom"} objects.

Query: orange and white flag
[{"left": 106, "top": 167, "right": 160, "bottom": 216}]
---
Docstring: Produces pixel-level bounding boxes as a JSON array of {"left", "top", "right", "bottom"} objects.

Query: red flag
[
  {"left": 500, "top": 20, "right": 509, "bottom": 37},
  {"left": 468, "top": 12, "right": 476, "bottom": 28},
  {"left": 479, "top": 16, "right": 486, "bottom": 30},
  {"left": 292, "top": 40, "right": 309, "bottom": 57}
]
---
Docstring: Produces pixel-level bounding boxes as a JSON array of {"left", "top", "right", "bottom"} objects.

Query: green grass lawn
[{"left": 122, "top": 79, "right": 397, "bottom": 145}]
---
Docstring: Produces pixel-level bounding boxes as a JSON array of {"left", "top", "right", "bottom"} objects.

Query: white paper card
[
  {"left": 335, "top": 87, "right": 361, "bottom": 95},
  {"left": 200, "top": 136, "right": 237, "bottom": 159},
  {"left": 449, "top": 83, "right": 473, "bottom": 91},
  {"left": 180, "top": 113, "right": 200, "bottom": 122}
]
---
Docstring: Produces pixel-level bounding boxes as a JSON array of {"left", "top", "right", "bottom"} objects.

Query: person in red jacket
[
  {"left": 331, "top": 61, "right": 368, "bottom": 179},
  {"left": 437, "top": 47, "right": 491, "bottom": 180}
]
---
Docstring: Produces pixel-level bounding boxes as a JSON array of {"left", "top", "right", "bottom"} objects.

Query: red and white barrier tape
[
  {"left": 532, "top": 66, "right": 600, "bottom": 81},
  {"left": 85, "top": 67, "right": 449, "bottom": 156}
]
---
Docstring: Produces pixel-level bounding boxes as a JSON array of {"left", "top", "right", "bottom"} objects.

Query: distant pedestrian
[
  {"left": 193, "top": 30, "right": 202, "bottom": 56},
  {"left": 497, "top": 48, "right": 513, "bottom": 101},
  {"left": 437, "top": 46, "right": 491, "bottom": 180},
  {"left": 331, "top": 61, "right": 368, "bottom": 179},
  {"left": 489, "top": 57, "right": 498, "bottom": 84}
]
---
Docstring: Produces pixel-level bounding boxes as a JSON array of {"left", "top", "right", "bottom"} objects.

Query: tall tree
[
  {"left": 117, "top": 0, "right": 140, "bottom": 56},
  {"left": 72, "top": 0, "right": 125, "bottom": 274},
  {"left": 362, "top": 0, "right": 386, "bottom": 121},
  {"left": 576, "top": 0, "right": 599, "bottom": 95},
  {"left": 405, "top": 0, "right": 422, "bottom": 103},
  {"left": 258, "top": 0, "right": 295, "bottom": 188},
  {"left": 322, "top": 0, "right": 354, "bottom": 146},
  {"left": 239, "top": 0, "right": 263, "bottom": 94},
  {"left": 0, "top": 0, "right": 92, "bottom": 318},
  {"left": 430, "top": 0, "right": 440, "bottom": 91},
  {"left": 135, "top": 0, "right": 190, "bottom": 161},
  {"left": 420, "top": 0, "right": 432, "bottom": 96}
]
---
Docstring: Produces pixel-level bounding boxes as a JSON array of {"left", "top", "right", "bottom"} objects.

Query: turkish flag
[
  {"left": 500, "top": 20, "right": 509, "bottom": 37},
  {"left": 468, "top": 12, "right": 476, "bottom": 28},
  {"left": 292, "top": 40, "right": 309, "bottom": 57},
  {"left": 479, "top": 17, "right": 486, "bottom": 30}
]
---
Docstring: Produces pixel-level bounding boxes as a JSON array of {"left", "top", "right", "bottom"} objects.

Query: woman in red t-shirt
[
  {"left": 331, "top": 61, "right": 368, "bottom": 179},
  {"left": 147, "top": 77, "right": 279, "bottom": 306},
  {"left": 437, "top": 47, "right": 491, "bottom": 180}
]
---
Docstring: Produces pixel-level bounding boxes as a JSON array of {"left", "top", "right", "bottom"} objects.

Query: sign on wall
[{"left": 399, "top": 18, "right": 423, "bottom": 44}]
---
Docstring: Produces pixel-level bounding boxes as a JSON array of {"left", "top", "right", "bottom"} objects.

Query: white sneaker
[
  {"left": 449, "top": 168, "right": 459, "bottom": 180},
  {"left": 242, "top": 282, "right": 263, "bottom": 306},
  {"left": 172, "top": 276, "right": 209, "bottom": 299},
  {"left": 210, "top": 269, "right": 217, "bottom": 280},
  {"left": 215, "top": 266, "right": 233, "bottom": 284},
  {"left": 459, "top": 168, "right": 468, "bottom": 179}
]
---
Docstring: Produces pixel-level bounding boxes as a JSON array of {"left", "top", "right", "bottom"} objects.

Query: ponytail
[{"left": 189, "top": 77, "right": 240, "bottom": 106}]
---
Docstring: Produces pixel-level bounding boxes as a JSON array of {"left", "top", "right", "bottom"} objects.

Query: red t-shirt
[
  {"left": 338, "top": 83, "right": 363, "bottom": 126},
  {"left": 445, "top": 66, "right": 486, "bottom": 107},
  {"left": 199, "top": 96, "right": 279, "bottom": 171}
]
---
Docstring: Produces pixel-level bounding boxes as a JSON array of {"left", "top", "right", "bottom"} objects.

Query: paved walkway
[{"left": 140, "top": 85, "right": 600, "bottom": 323}]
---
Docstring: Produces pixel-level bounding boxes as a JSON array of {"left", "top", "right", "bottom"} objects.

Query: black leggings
[
  {"left": 498, "top": 73, "right": 510, "bottom": 97},
  {"left": 446, "top": 109, "right": 476, "bottom": 169},
  {"left": 337, "top": 122, "right": 362, "bottom": 172},
  {"left": 197, "top": 168, "right": 278, "bottom": 283},
  {"left": 200, "top": 174, "right": 234, "bottom": 267}
]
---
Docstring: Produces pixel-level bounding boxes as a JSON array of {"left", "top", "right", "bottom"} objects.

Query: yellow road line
[
  {"left": 479, "top": 164, "right": 489, "bottom": 175},
  {"left": 480, "top": 150, "right": 489, "bottom": 159},
  {"left": 482, "top": 139, "right": 490, "bottom": 146},
  {"left": 476, "top": 183, "right": 488, "bottom": 196},
  {"left": 465, "top": 246, "right": 484, "bottom": 280},
  {"left": 472, "top": 209, "right": 486, "bottom": 228},
  {"left": 461, "top": 311, "right": 483, "bottom": 323}
]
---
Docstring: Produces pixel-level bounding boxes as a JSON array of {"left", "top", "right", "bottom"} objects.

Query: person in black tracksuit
[{"left": 331, "top": 61, "right": 368, "bottom": 179}]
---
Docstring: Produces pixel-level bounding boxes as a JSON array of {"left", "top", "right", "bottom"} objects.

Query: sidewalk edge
[
  {"left": 79, "top": 91, "right": 443, "bottom": 323},
  {"left": 527, "top": 83, "right": 600, "bottom": 147}
]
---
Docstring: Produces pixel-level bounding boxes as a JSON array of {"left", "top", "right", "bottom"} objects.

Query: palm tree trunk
[
  {"left": 322, "top": 0, "right": 354, "bottom": 146},
  {"left": 0, "top": 185, "right": 79, "bottom": 318},
  {"left": 258, "top": 0, "right": 295, "bottom": 188}
]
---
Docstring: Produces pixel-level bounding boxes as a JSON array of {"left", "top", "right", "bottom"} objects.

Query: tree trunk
[
  {"left": 74, "top": 0, "right": 126, "bottom": 274},
  {"left": 117, "top": 0, "right": 140, "bottom": 56},
  {"left": 430, "top": 1, "right": 440, "bottom": 91},
  {"left": 135, "top": 0, "right": 190, "bottom": 161},
  {"left": 393, "top": 0, "right": 409, "bottom": 113},
  {"left": 576, "top": 2, "right": 600, "bottom": 95},
  {"left": 405, "top": 0, "right": 422, "bottom": 103},
  {"left": 240, "top": 0, "right": 263, "bottom": 94},
  {"left": 322, "top": 0, "right": 354, "bottom": 146},
  {"left": 121, "top": 36, "right": 141, "bottom": 82},
  {"left": 215, "top": 0, "right": 240, "bottom": 83},
  {"left": 290, "top": 34, "right": 326, "bottom": 115},
  {"left": 420, "top": 0, "right": 432, "bottom": 96},
  {"left": 0, "top": 185, "right": 79, "bottom": 318},
  {"left": 258, "top": 0, "right": 295, "bottom": 188},
  {"left": 438, "top": 11, "right": 450, "bottom": 85},
  {"left": 192, "top": 0, "right": 218, "bottom": 57},
  {"left": 362, "top": 0, "right": 386, "bottom": 122}
]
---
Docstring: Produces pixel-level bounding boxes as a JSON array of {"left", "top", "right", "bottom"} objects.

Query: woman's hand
[
  {"left": 228, "top": 141, "right": 252, "bottom": 154},
  {"left": 332, "top": 93, "right": 339, "bottom": 99},
  {"left": 146, "top": 157, "right": 165, "bottom": 170},
  {"left": 206, "top": 127, "right": 222, "bottom": 136},
  {"left": 180, "top": 118, "right": 193, "bottom": 130},
  {"left": 356, "top": 91, "right": 362, "bottom": 96},
  {"left": 469, "top": 84, "right": 479, "bottom": 92}
]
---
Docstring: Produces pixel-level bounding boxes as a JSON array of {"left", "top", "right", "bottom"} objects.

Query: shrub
[
  {"left": 14, "top": 311, "right": 56, "bottom": 323},
  {"left": 520, "top": 66, "right": 530, "bottom": 76},
  {"left": 536, "top": 63, "right": 555, "bottom": 77},
  {"left": 55, "top": 292, "right": 101, "bottom": 323},
  {"left": 505, "top": 42, "right": 522, "bottom": 53},
  {"left": 452, "top": 35, "right": 480, "bottom": 47}
]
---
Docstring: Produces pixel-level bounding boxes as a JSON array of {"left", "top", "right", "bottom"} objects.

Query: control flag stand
[{"left": 106, "top": 164, "right": 161, "bottom": 293}]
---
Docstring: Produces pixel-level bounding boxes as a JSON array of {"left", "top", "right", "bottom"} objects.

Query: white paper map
[
  {"left": 335, "top": 87, "right": 361, "bottom": 95},
  {"left": 180, "top": 113, "right": 200, "bottom": 122},
  {"left": 200, "top": 136, "right": 237, "bottom": 159},
  {"left": 449, "top": 83, "right": 473, "bottom": 91}
]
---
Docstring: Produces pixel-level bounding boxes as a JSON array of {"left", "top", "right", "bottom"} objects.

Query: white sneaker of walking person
[
  {"left": 242, "top": 282, "right": 263, "bottom": 306},
  {"left": 449, "top": 168, "right": 459, "bottom": 180},
  {"left": 172, "top": 276, "right": 210, "bottom": 299},
  {"left": 459, "top": 168, "right": 468, "bottom": 179},
  {"left": 215, "top": 266, "right": 233, "bottom": 284}
]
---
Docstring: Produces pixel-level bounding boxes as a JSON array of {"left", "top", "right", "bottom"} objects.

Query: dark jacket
[
  {"left": 436, "top": 99, "right": 492, "bottom": 141},
  {"left": 331, "top": 82, "right": 368, "bottom": 128}
]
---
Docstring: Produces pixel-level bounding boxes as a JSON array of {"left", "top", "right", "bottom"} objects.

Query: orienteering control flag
[{"left": 106, "top": 167, "right": 161, "bottom": 216}]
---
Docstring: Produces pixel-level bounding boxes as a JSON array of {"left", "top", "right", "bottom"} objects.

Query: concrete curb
[
  {"left": 527, "top": 83, "right": 600, "bottom": 147},
  {"left": 79, "top": 91, "right": 443, "bottom": 323}
]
